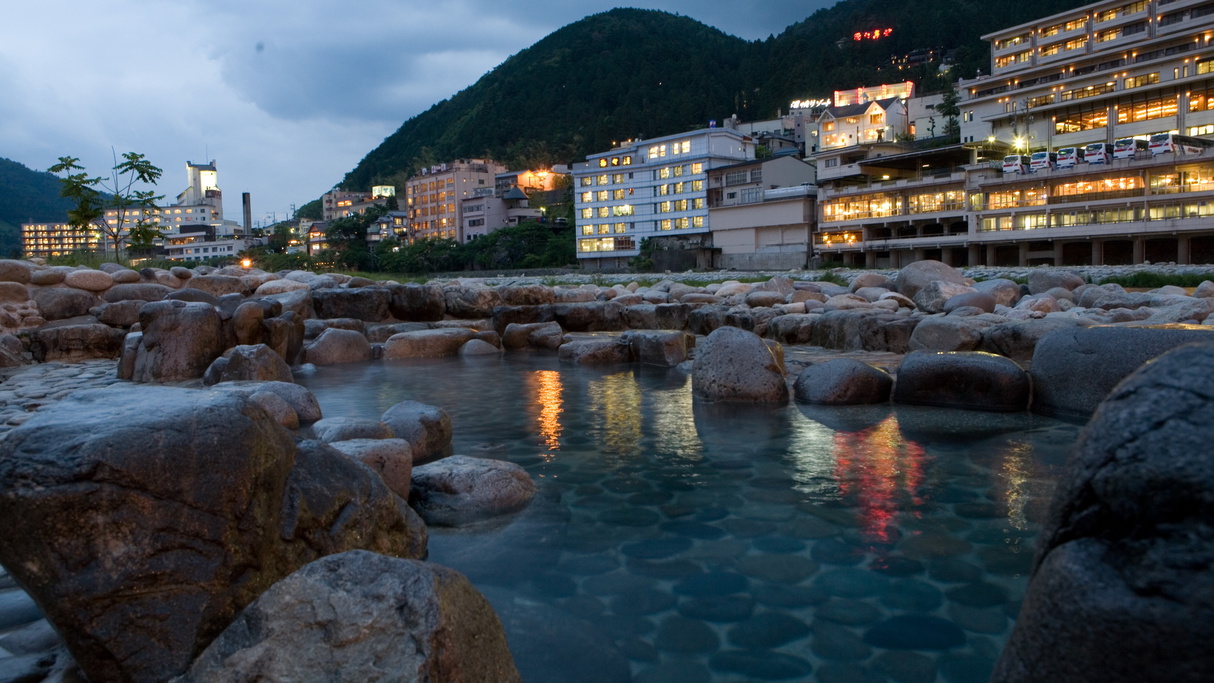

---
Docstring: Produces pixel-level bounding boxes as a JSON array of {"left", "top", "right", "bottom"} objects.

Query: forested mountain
[
  {"left": 0, "top": 157, "right": 75, "bottom": 257},
  {"left": 342, "top": 0, "right": 1092, "bottom": 190}
]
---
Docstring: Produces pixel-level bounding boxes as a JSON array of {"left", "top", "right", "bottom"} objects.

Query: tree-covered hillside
[
  {"left": 342, "top": 0, "right": 1093, "bottom": 191},
  {"left": 0, "top": 157, "right": 76, "bottom": 257}
]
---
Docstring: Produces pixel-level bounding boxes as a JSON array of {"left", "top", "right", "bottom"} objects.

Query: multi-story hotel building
[
  {"left": 815, "top": 0, "right": 1214, "bottom": 268},
  {"left": 573, "top": 128, "right": 755, "bottom": 270},
  {"left": 22, "top": 160, "right": 243, "bottom": 259},
  {"left": 404, "top": 159, "right": 508, "bottom": 243}
]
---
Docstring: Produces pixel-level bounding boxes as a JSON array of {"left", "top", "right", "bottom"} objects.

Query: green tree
[
  {"left": 49, "top": 151, "right": 163, "bottom": 259},
  {"left": 266, "top": 222, "right": 296, "bottom": 253},
  {"left": 295, "top": 199, "right": 322, "bottom": 220},
  {"left": 938, "top": 85, "right": 962, "bottom": 142},
  {"left": 126, "top": 220, "right": 165, "bottom": 257}
]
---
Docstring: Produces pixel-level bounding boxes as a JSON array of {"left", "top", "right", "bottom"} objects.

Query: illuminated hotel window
[{"left": 692, "top": 163, "right": 704, "bottom": 174}]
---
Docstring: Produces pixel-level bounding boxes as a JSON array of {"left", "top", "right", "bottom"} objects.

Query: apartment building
[
  {"left": 707, "top": 155, "right": 817, "bottom": 269},
  {"left": 462, "top": 187, "right": 544, "bottom": 241},
  {"left": 404, "top": 159, "right": 508, "bottom": 243},
  {"left": 814, "top": 0, "right": 1214, "bottom": 268},
  {"left": 322, "top": 186, "right": 395, "bottom": 221},
  {"left": 573, "top": 128, "right": 756, "bottom": 270}
]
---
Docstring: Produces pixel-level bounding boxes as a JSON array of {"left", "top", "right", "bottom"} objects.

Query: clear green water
[{"left": 296, "top": 355, "right": 1080, "bottom": 683}]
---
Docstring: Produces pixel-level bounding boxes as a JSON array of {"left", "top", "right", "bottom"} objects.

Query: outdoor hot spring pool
[{"left": 295, "top": 354, "right": 1080, "bottom": 683}]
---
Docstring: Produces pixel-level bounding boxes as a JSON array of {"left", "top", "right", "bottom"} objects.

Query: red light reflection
[{"left": 832, "top": 416, "right": 925, "bottom": 543}]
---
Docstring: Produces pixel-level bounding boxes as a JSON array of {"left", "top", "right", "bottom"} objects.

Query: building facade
[
  {"left": 815, "top": 0, "right": 1214, "bottom": 268},
  {"left": 573, "top": 128, "right": 756, "bottom": 270},
  {"left": 22, "top": 159, "right": 244, "bottom": 259},
  {"left": 707, "top": 155, "right": 818, "bottom": 270},
  {"left": 404, "top": 159, "right": 508, "bottom": 243}
]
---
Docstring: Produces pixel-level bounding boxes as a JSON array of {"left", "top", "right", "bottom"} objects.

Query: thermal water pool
[{"left": 296, "top": 354, "right": 1079, "bottom": 683}]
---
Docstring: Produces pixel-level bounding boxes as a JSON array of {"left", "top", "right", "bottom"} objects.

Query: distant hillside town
[{"left": 23, "top": 0, "right": 1214, "bottom": 271}]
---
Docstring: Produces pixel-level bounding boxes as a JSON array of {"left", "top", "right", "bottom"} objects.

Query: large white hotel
[
  {"left": 814, "top": 0, "right": 1214, "bottom": 268},
  {"left": 572, "top": 128, "right": 756, "bottom": 269}
]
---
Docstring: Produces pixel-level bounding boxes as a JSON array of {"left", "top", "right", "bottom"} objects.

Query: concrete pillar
[
  {"left": 1018, "top": 242, "right": 1029, "bottom": 267},
  {"left": 968, "top": 244, "right": 981, "bottom": 267},
  {"left": 986, "top": 244, "right": 997, "bottom": 267},
  {"left": 1178, "top": 236, "right": 1191, "bottom": 265},
  {"left": 1053, "top": 241, "right": 1065, "bottom": 266},
  {"left": 1092, "top": 240, "right": 1103, "bottom": 266},
  {"left": 913, "top": 248, "right": 926, "bottom": 263},
  {"left": 1133, "top": 237, "right": 1145, "bottom": 264},
  {"left": 865, "top": 250, "right": 877, "bottom": 268}
]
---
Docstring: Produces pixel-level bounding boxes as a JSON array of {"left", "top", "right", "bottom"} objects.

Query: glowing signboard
[
  {"left": 854, "top": 28, "right": 894, "bottom": 41},
  {"left": 790, "top": 99, "right": 832, "bottom": 109}
]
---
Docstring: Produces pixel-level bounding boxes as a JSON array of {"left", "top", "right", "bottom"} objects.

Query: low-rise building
[
  {"left": 462, "top": 187, "right": 544, "bottom": 241},
  {"left": 707, "top": 155, "right": 818, "bottom": 269}
]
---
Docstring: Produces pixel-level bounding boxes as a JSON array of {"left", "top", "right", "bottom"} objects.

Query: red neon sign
[{"left": 854, "top": 28, "right": 894, "bottom": 41}]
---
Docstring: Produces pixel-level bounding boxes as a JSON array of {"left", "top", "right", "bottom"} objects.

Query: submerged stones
[{"left": 409, "top": 455, "right": 537, "bottom": 527}]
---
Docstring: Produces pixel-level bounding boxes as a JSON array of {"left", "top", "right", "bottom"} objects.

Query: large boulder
[
  {"left": 767, "top": 314, "right": 818, "bottom": 345},
  {"left": 907, "top": 313, "right": 1005, "bottom": 352},
  {"left": 102, "top": 282, "right": 174, "bottom": 303},
  {"left": 203, "top": 344, "right": 294, "bottom": 385},
  {"left": 444, "top": 286, "right": 501, "bottom": 319},
  {"left": 63, "top": 269, "right": 113, "bottom": 292},
  {"left": 304, "top": 327, "right": 372, "bottom": 366},
  {"left": 381, "top": 400, "right": 452, "bottom": 460},
  {"left": 311, "top": 417, "right": 394, "bottom": 443},
  {"left": 808, "top": 310, "right": 920, "bottom": 353},
  {"left": 0, "top": 385, "right": 426, "bottom": 683},
  {"left": 911, "top": 281, "right": 977, "bottom": 314},
  {"left": 410, "top": 455, "right": 537, "bottom": 527},
  {"left": 211, "top": 381, "right": 323, "bottom": 424},
  {"left": 557, "top": 337, "right": 633, "bottom": 365},
  {"left": 383, "top": 328, "right": 480, "bottom": 359},
  {"left": 188, "top": 275, "right": 250, "bottom": 298},
  {"left": 993, "top": 342, "right": 1214, "bottom": 682},
  {"left": 328, "top": 438, "right": 415, "bottom": 499},
  {"left": 176, "top": 551, "right": 520, "bottom": 683},
  {"left": 312, "top": 288, "right": 390, "bottom": 322},
  {"left": 552, "top": 301, "right": 626, "bottom": 332},
  {"left": 387, "top": 283, "right": 446, "bottom": 321},
  {"left": 979, "top": 316, "right": 1089, "bottom": 361},
  {"left": 893, "top": 260, "right": 968, "bottom": 301},
  {"left": 28, "top": 323, "right": 126, "bottom": 362},
  {"left": 130, "top": 300, "right": 226, "bottom": 382},
  {"left": 692, "top": 327, "right": 788, "bottom": 403},
  {"left": 501, "top": 321, "right": 563, "bottom": 350},
  {"left": 1026, "top": 269, "right": 1084, "bottom": 295},
  {"left": 1029, "top": 325, "right": 1214, "bottom": 419},
  {"left": 30, "top": 287, "right": 98, "bottom": 321},
  {"left": 794, "top": 359, "right": 892, "bottom": 405},
  {"left": 498, "top": 285, "right": 555, "bottom": 306},
  {"left": 971, "top": 278, "right": 1022, "bottom": 307},
  {"left": 893, "top": 351, "right": 1031, "bottom": 412},
  {"left": 622, "top": 330, "right": 692, "bottom": 367},
  {"left": 263, "top": 311, "right": 307, "bottom": 366},
  {"left": 0, "top": 260, "right": 34, "bottom": 284}
]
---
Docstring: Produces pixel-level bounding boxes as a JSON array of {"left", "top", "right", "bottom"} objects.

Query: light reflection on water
[{"left": 296, "top": 355, "right": 1080, "bottom": 683}]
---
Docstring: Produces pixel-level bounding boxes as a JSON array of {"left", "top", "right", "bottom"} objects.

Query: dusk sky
[{"left": 0, "top": 1, "right": 836, "bottom": 225}]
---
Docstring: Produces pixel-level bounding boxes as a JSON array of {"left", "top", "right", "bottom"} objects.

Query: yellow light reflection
[
  {"left": 589, "top": 372, "right": 642, "bottom": 457},
  {"left": 650, "top": 381, "right": 702, "bottom": 460},
  {"left": 530, "top": 370, "right": 564, "bottom": 456},
  {"left": 997, "top": 440, "right": 1032, "bottom": 532}
]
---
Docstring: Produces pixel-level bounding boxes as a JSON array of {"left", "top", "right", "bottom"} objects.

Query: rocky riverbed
[{"left": 0, "top": 257, "right": 1212, "bottom": 682}]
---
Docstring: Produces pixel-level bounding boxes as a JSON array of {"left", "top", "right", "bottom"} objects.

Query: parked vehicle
[
  {"left": 1148, "top": 133, "right": 1214, "bottom": 156},
  {"left": 1002, "top": 154, "right": 1030, "bottom": 174},
  {"left": 1056, "top": 147, "right": 1081, "bottom": 168},
  {"left": 1030, "top": 151, "right": 1058, "bottom": 172},
  {"left": 1084, "top": 142, "right": 1114, "bottom": 165},
  {"left": 1114, "top": 137, "right": 1149, "bottom": 159}
]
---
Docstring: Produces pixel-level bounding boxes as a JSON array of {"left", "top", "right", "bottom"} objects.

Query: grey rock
[
  {"left": 558, "top": 337, "right": 633, "bottom": 365},
  {"left": 303, "top": 317, "right": 365, "bottom": 339},
  {"left": 387, "top": 283, "right": 446, "bottom": 321},
  {"left": 1027, "top": 269, "right": 1084, "bottom": 295},
  {"left": 794, "top": 359, "right": 892, "bottom": 405},
  {"left": 553, "top": 301, "right": 626, "bottom": 332},
  {"left": 1030, "top": 325, "right": 1214, "bottom": 419},
  {"left": 623, "top": 330, "right": 692, "bottom": 367},
  {"left": 410, "top": 455, "right": 537, "bottom": 526},
  {"left": 182, "top": 275, "right": 249, "bottom": 298},
  {"left": 498, "top": 284, "right": 555, "bottom": 306},
  {"left": 30, "top": 287, "right": 98, "bottom": 321},
  {"left": 176, "top": 551, "right": 518, "bottom": 683},
  {"left": 913, "top": 281, "right": 977, "bottom": 314},
  {"left": 101, "top": 282, "right": 173, "bottom": 303},
  {"left": 943, "top": 291, "right": 996, "bottom": 314},
  {"left": 312, "top": 288, "right": 390, "bottom": 322},
  {"left": 329, "top": 438, "right": 414, "bottom": 498},
  {"left": 311, "top": 417, "right": 393, "bottom": 443},
  {"left": 204, "top": 344, "right": 294, "bottom": 385},
  {"left": 993, "top": 342, "right": 1214, "bottom": 681},
  {"left": 304, "top": 328, "right": 372, "bottom": 366},
  {"left": 908, "top": 314, "right": 1004, "bottom": 352},
  {"left": 894, "top": 260, "right": 968, "bottom": 300},
  {"left": 130, "top": 300, "right": 225, "bottom": 382},
  {"left": 28, "top": 324, "right": 125, "bottom": 362},
  {"left": 501, "top": 321, "right": 563, "bottom": 350},
  {"left": 459, "top": 338, "right": 501, "bottom": 355},
  {"left": 692, "top": 327, "right": 787, "bottom": 403},
  {"left": 767, "top": 314, "right": 817, "bottom": 344},
  {"left": 381, "top": 400, "right": 452, "bottom": 460},
  {"left": 0, "top": 386, "right": 424, "bottom": 683},
  {"left": 849, "top": 272, "right": 894, "bottom": 292},
  {"left": 444, "top": 285, "right": 502, "bottom": 319},
  {"left": 971, "top": 278, "right": 1022, "bottom": 307},
  {"left": 383, "top": 328, "right": 478, "bottom": 358},
  {"left": 212, "top": 381, "right": 323, "bottom": 423},
  {"left": 893, "top": 351, "right": 1031, "bottom": 412},
  {"left": 979, "top": 316, "right": 1089, "bottom": 361},
  {"left": 93, "top": 299, "right": 146, "bottom": 327},
  {"left": 745, "top": 290, "right": 786, "bottom": 308}
]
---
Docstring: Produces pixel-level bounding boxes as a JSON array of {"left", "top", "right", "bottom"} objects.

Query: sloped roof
[
  {"left": 819, "top": 97, "right": 902, "bottom": 121},
  {"left": 502, "top": 186, "right": 529, "bottom": 200}
]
